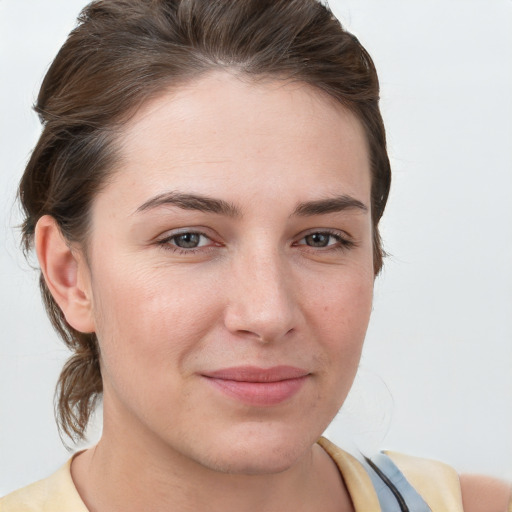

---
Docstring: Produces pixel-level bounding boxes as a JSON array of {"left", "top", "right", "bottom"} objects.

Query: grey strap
[{"left": 363, "top": 452, "right": 432, "bottom": 512}]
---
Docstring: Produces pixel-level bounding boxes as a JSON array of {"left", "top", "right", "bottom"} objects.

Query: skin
[
  {"left": 459, "top": 475, "right": 511, "bottom": 512},
  {"left": 39, "top": 72, "right": 373, "bottom": 512},
  {"left": 35, "top": 72, "right": 511, "bottom": 511}
]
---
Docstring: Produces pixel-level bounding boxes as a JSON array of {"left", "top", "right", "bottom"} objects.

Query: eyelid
[
  {"left": 155, "top": 227, "right": 221, "bottom": 253},
  {"left": 153, "top": 227, "right": 356, "bottom": 255},
  {"left": 293, "top": 228, "right": 356, "bottom": 250},
  {"left": 155, "top": 226, "right": 216, "bottom": 241},
  {"left": 295, "top": 227, "right": 353, "bottom": 241}
]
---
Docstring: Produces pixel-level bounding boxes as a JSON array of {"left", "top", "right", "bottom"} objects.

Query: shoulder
[
  {"left": 319, "top": 437, "right": 464, "bottom": 511},
  {"left": 459, "top": 474, "right": 512, "bottom": 512},
  {"left": 318, "top": 437, "right": 511, "bottom": 512},
  {"left": 1, "top": 477, "right": 53, "bottom": 512},
  {"left": 386, "top": 452, "right": 512, "bottom": 512},
  {"left": 0, "top": 479, "right": 54, "bottom": 512},
  {"left": 384, "top": 450, "right": 464, "bottom": 510},
  {"left": 0, "top": 459, "right": 88, "bottom": 512}
]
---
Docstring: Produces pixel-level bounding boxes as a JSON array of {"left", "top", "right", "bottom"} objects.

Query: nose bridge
[{"left": 224, "top": 243, "right": 298, "bottom": 341}]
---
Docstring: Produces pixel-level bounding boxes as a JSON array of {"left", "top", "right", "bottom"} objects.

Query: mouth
[{"left": 201, "top": 366, "right": 310, "bottom": 406}]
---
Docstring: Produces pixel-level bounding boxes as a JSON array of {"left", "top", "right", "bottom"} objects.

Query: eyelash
[
  {"left": 294, "top": 230, "right": 356, "bottom": 252},
  {"left": 156, "top": 229, "right": 355, "bottom": 255},
  {"left": 156, "top": 230, "right": 216, "bottom": 255}
]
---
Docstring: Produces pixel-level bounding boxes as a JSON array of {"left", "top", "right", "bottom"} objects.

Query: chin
[{"left": 189, "top": 423, "right": 319, "bottom": 476}]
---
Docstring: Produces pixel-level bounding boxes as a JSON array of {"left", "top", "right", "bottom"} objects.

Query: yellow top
[
  {"left": 317, "top": 437, "right": 465, "bottom": 511},
  {"left": 1, "top": 438, "right": 509, "bottom": 511},
  {"left": 0, "top": 459, "right": 87, "bottom": 512}
]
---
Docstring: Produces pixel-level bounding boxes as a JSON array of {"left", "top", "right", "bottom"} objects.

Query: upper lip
[{"left": 203, "top": 365, "right": 310, "bottom": 382}]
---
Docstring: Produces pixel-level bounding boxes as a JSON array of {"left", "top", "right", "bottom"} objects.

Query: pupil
[
  {"left": 307, "top": 233, "right": 329, "bottom": 247},
  {"left": 176, "top": 233, "right": 200, "bottom": 248}
]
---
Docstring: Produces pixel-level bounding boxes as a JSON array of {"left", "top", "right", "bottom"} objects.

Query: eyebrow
[
  {"left": 292, "top": 195, "right": 368, "bottom": 216},
  {"left": 135, "top": 191, "right": 367, "bottom": 218},
  {"left": 135, "top": 191, "right": 241, "bottom": 217}
]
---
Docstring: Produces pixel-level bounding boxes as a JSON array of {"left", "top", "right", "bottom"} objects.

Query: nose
[{"left": 223, "top": 247, "right": 300, "bottom": 342}]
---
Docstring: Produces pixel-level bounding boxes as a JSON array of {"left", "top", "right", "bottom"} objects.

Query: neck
[{"left": 71, "top": 417, "right": 352, "bottom": 512}]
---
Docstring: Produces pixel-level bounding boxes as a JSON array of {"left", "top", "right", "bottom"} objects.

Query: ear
[{"left": 35, "top": 215, "right": 95, "bottom": 333}]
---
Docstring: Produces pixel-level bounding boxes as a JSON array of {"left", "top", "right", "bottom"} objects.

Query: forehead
[{"left": 107, "top": 71, "right": 371, "bottom": 210}]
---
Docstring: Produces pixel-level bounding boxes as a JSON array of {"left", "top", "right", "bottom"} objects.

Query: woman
[{"left": 1, "top": 0, "right": 510, "bottom": 510}]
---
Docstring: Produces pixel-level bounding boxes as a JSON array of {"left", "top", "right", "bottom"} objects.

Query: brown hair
[{"left": 19, "top": 0, "right": 391, "bottom": 441}]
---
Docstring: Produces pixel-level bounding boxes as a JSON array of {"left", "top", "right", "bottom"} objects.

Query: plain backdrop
[{"left": 1, "top": 0, "right": 511, "bottom": 496}]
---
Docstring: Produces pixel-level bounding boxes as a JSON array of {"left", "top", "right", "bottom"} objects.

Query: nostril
[{"left": 231, "top": 327, "right": 296, "bottom": 344}]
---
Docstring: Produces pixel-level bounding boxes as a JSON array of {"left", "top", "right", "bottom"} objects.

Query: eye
[
  {"left": 303, "top": 233, "right": 336, "bottom": 248},
  {"left": 172, "top": 232, "right": 206, "bottom": 249},
  {"left": 295, "top": 230, "right": 355, "bottom": 251},
  {"left": 158, "top": 231, "right": 213, "bottom": 251}
]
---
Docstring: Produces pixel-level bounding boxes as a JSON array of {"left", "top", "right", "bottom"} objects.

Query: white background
[{"left": 1, "top": 0, "right": 511, "bottom": 496}]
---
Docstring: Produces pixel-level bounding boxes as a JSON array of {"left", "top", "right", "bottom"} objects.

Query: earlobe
[{"left": 35, "top": 215, "right": 95, "bottom": 333}]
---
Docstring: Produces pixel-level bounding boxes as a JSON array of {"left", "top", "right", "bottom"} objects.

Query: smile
[{"left": 202, "top": 366, "right": 310, "bottom": 406}]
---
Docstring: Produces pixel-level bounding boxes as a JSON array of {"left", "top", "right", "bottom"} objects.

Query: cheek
[
  {"left": 305, "top": 268, "right": 373, "bottom": 385},
  {"left": 89, "top": 260, "right": 223, "bottom": 379},
  {"left": 306, "top": 265, "right": 373, "bottom": 338}
]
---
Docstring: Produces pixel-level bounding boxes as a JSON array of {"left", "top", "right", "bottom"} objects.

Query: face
[{"left": 80, "top": 72, "right": 374, "bottom": 474}]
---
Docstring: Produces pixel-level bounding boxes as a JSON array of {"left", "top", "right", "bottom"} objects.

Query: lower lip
[{"left": 204, "top": 376, "right": 308, "bottom": 406}]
